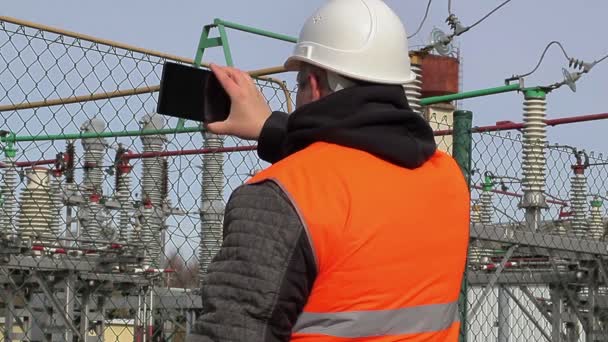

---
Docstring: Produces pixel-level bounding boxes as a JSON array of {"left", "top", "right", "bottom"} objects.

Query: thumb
[{"left": 205, "top": 121, "right": 229, "bottom": 135}]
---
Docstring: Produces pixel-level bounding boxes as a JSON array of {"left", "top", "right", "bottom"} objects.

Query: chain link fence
[
  {"left": 0, "top": 17, "right": 290, "bottom": 341},
  {"left": 2, "top": 16, "right": 608, "bottom": 342},
  {"left": 467, "top": 127, "right": 608, "bottom": 342}
]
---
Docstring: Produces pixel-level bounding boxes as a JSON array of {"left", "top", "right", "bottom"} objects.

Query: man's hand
[{"left": 206, "top": 64, "right": 272, "bottom": 140}]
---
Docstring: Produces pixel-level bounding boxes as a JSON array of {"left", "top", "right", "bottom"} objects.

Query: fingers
[
  {"left": 210, "top": 64, "right": 240, "bottom": 96},
  {"left": 205, "top": 121, "right": 229, "bottom": 135}
]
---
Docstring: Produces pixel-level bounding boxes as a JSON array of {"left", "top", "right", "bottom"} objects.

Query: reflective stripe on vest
[{"left": 292, "top": 301, "right": 459, "bottom": 338}]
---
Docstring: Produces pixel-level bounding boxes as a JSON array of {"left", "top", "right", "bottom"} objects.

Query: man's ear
[{"left": 308, "top": 73, "right": 324, "bottom": 101}]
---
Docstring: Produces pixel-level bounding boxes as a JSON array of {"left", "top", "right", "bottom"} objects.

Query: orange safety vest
[{"left": 248, "top": 142, "right": 470, "bottom": 341}]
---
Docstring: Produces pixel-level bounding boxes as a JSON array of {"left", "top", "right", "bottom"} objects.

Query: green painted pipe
[
  {"left": 1, "top": 126, "right": 203, "bottom": 143},
  {"left": 452, "top": 110, "right": 473, "bottom": 342},
  {"left": 213, "top": 18, "right": 298, "bottom": 44},
  {"left": 523, "top": 88, "right": 546, "bottom": 99},
  {"left": 421, "top": 83, "right": 521, "bottom": 106}
]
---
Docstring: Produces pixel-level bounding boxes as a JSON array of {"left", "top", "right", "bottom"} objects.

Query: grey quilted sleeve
[{"left": 187, "top": 180, "right": 317, "bottom": 342}]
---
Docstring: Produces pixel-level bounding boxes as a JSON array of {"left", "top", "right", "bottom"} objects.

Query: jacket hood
[{"left": 285, "top": 84, "right": 437, "bottom": 169}]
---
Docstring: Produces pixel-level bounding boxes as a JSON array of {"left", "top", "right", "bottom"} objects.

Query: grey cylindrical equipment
[
  {"left": 404, "top": 63, "right": 422, "bottom": 114},
  {"left": 468, "top": 204, "right": 484, "bottom": 265},
  {"left": 519, "top": 92, "right": 548, "bottom": 231},
  {"left": 81, "top": 118, "right": 107, "bottom": 197},
  {"left": 570, "top": 167, "right": 587, "bottom": 238},
  {"left": 115, "top": 160, "right": 133, "bottom": 243},
  {"left": 79, "top": 117, "right": 108, "bottom": 244},
  {"left": 17, "top": 168, "right": 55, "bottom": 242},
  {"left": 199, "top": 131, "right": 225, "bottom": 277},
  {"left": 469, "top": 184, "right": 495, "bottom": 264},
  {"left": 589, "top": 197, "right": 604, "bottom": 240},
  {"left": 480, "top": 190, "right": 493, "bottom": 224},
  {"left": 140, "top": 113, "right": 167, "bottom": 267},
  {"left": 49, "top": 169, "right": 63, "bottom": 241},
  {"left": 0, "top": 153, "right": 18, "bottom": 235}
]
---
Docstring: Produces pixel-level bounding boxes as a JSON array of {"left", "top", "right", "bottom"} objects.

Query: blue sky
[{"left": 2, "top": 0, "right": 606, "bottom": 153}]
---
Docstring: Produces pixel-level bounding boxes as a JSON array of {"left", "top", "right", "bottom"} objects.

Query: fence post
[{"left": 453, "top": 109, "right": 473, "bottom": 342}]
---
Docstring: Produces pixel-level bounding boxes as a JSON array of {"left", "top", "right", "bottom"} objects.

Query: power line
[
  {"left": 506, "top": 41, "right": 571, "bottom": 81},
  {"left": 595, "top": 52, "right": 608, "bottom": 66},
  {"left": 466, "top": 0, "right": 514, "bottom": 32},
  {"left": 407, "top": 0, "right": 433, "bottom": 39},
  {"left": 424, "top": 0, "right": 516, "bottom": 53}
]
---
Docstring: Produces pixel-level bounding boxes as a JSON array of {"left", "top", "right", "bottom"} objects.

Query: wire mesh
[
  {"left": 2, "top": 16, "right": 608, "bottom": 342},
  {"left": 468, "top": 128, "right": 608, "bottom": 341},
  {"left": 0, "top": 18, "right": 289, "bottom": 341}
]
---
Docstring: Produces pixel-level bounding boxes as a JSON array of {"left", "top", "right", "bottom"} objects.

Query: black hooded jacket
[{"left": 188, "top": 85, "right": 437, "bottom": 342}]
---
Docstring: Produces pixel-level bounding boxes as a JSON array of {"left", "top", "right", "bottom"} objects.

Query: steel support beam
[
  {"left": 503, "top": 287, "right": 551, "bottom": 342},
  {"left": 497, "top": 286, "right": 511, "bottom": 342},
  {"left": 33, "top": 273, "right": 84, "bottom": 341},
  {"left": 471, "top": 223, "right": 608, "bottom": 256},
  {"left": 468, "top": 271, "right": 578, "bottom": 286},
  {"left": 470, "top": 245, "right": 518, "bottom": 316}
]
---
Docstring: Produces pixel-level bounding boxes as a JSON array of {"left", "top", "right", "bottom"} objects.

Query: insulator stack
[
  {"left": 17, "top": 168, "right": 55, "bottom": 242},
  {"left": 521, "top": 96, "right": 547, "bottom": 196},
  {"left": 404, "top": 63, "right": 422, "bottom": 114},
  {"left": 589, "top": 198, "right": 604, "bottom": 240},
  {"left": 116, "top": 162, "right": 133, "bottom": 243},
  {"left": 520, "top": 92, "right": 548, "bottom": 230},
  {"left": 200, "top": 130, "right": 225, "bottom": 278},
  {"left": 469, "top": 204, "right": 484, "bottom": 264},
  {"left": 80, "top": 118, "right": 108, "bottom": 246},
  {"left": 130, "top": 211, "right": 143, "bottom": 249},
  {"left": 140, "top": 113, "right": 167, "bottom": 267},
  {"left": 470, "top": 185, "right": 496, "bottom": 264},
  {"left": 570, "top": 169, "right": 588, "bottom": 238},
  {"left": 0, "top": 152, "right": 18, "bottom": 235},
  {"left": 49, "top": 170, "right": 64, "bottom": 240},
  {"left": 138, "top": 203, "right": 156, "bottom": 266},
  {"left": 553, "top": 220, "right": 568, "bottom": 236},
  {"left": 480, "top": 190, "right": 493, "bottom": 224},
  {"left": 471, "top": 204, "right": 481, "bottom": 223},
  {"left": 81, "top": 118, "right": 106, "bottom": 197},
  {"left": 80, "top": 194, "right": 104, "bottom": 244}
]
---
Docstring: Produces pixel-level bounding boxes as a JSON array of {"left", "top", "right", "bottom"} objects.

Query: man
[{"left": 188, "top": 0, "right": 469, "bottom": 341}]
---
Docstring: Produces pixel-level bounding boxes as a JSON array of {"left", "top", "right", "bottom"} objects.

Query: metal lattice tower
[
  {"left": 140, "top": 113, "right": 167, "bottom": 268},
  {"left": 200, "top": 130, "right": 225, "bottom": 277},
  {"left": 520, "top": 90, "right": 548, "bottom": 230},
  {"left": 17, "top": 168, "right": 55, "bottom": 242}
]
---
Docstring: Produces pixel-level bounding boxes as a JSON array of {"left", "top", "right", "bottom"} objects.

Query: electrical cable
[
  {"left": 465, "top": 0, "right": 514, "bottom": 33},
  {"left": 596, "top": 53, "right": 608, "bottom": 65},
  {"left": 509, "top": 41, "right": 571, "bottom": 80},
  {"left": 424, "top": 0, "right": 515, "bottom": 53},
  {"left": 408, "top": 0, "right": 433, "bottom": 39},
  {"left": 587, "top": 194, "right": 608, "bottom": 202}
]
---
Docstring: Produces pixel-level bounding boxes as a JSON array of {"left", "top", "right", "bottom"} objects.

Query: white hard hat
[{"left": 284, "top": 0, "right": 414, "bottom": 85}]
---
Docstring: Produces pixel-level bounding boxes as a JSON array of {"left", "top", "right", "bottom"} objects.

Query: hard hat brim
[{"left": 284, "top": 55, "right": 415, "bottom": 85}]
